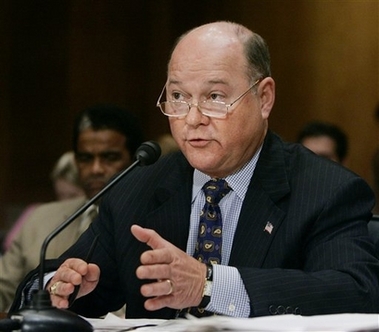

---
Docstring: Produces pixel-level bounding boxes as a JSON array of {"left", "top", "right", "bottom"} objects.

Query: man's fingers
[
  {"left": 84, "top": 263, "right": 101, "bottom": 281},
  {"left": 131, "top": 224, "right": 168, "bottom": 250},
  {"left": 136, "top": 262, "right": 169, "bottom": 279},
  {"left": 55, "top": 297, "right": 70, "bottom": 309},
  {"left": 63, "top": 258, "right": 89, "bottom": 273},
  {"left": 132, "top": 225, "right": 173, "bottom": 266},
  {"left": 140, "top": 248, "right": 173, "bottom": 265},
  {"left": 140, "top": 279, "right": 174, "bottom": 297},
  {"left": 49, "top": 281, "right": 74, "bottom": 297},
  {"left": 49, "top": 259, "right": 100, "bottom": 306},
  {"left": 144, "top": 296, "right": 173, "bottom": 311},
  {"left": 57, "top": 258, "right": 88, "bottom": 285},
  {"left": 132, "top": 225, "right": 205, "bottom": 310}
]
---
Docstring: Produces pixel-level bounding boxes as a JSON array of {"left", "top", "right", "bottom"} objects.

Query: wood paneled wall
[{"left": 1, "top": 0, "right": 378, "bottom": 232}]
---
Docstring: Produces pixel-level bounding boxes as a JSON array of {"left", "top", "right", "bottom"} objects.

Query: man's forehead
[
  {"left": 77, "top": 129, "right": 127, "bottom": 148},
  {"left": 169, "top": 42, "right": 245, "bottom": 86},
  {"left": 78, "top": 128, "right": 124, "bottom": 138}
]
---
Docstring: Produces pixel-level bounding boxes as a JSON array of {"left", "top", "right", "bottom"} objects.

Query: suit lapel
[
  {"left": 229, "top": 132, "right": 290, "bottom": 267},
  {"left": 142, "top": 154, "right": 194, "bottom": 251},
  {"left": 134, "top": 134, "right": 290, "bottom": 267}
]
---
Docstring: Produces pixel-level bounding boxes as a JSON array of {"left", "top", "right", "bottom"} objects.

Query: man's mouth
[{"left": 187, "top": 138, "right": 210, "bottom": 147}]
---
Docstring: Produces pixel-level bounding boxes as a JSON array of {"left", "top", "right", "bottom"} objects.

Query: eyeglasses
[{"left": 156, "top": 78, "right": 262, "bottom": 119}]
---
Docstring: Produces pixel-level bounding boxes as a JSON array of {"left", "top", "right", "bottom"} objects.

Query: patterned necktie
[{"left": 193, "top": 178, "right": 231, "bottom": 264}]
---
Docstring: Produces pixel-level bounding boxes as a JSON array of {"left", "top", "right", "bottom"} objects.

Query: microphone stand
[
  {"left": 38, "top": 157, "right": 141, "bottom": 292},
  {"left": 7, "top": 141, "right": 161, "bottom": 332}
]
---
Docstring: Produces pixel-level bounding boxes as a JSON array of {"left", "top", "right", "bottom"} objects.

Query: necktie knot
[{"left": 202, "top": 178, "right": 231, "bottom": 205}]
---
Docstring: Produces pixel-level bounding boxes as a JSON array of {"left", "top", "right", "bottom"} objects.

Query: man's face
[
  {"left": 166, "top": 25, "right": 274, "bottom": 178},
  {"left": 301, "top": 136, "right": 340, "bottom": 163},
  {"left": 75, "top": 129, "right": 132, "bottom": 199}
]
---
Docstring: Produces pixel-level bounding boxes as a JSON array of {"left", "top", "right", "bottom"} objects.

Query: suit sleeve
[{"left": 239, "top": 176, "right": 379, "bottom": 317}]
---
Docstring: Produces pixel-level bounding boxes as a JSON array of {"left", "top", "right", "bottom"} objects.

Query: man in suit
[
  {"left": 0, "top": 104, "right": 144, "bottom": 311},
  {"left": 16, "top": 21, "right": 379, "bottom": 318}
]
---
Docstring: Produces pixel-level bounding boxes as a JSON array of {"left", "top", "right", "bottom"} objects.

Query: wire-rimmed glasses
[{"left": 156, "top": 78, "right": 262, "bottom": 119}]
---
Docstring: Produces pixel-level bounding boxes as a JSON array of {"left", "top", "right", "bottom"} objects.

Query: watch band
[
  {"left": 205, "top": 263, "right": 213, "bottom": 281},
  {"left": 199, "top": 264, "right": 213, "bottom": 308}
]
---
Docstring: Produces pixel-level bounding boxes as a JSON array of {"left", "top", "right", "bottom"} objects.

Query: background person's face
[
  {"left": 301, "top": 136, "right": 339, "bottom": 163},
  {"left": 75, "top": 128, "right": 132, "bottom": 198}
]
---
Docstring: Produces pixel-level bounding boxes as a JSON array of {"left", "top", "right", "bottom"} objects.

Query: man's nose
[
  {"left": 185, "top": 103, "right": 207, "bottom": 126},
  {"left": 91, "top": 158, "right": 105, "bottom": 173}
]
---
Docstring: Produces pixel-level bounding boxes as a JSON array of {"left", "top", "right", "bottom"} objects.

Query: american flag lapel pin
[{"left": 264, "top": 221, "right": 274, "bottom": 234}]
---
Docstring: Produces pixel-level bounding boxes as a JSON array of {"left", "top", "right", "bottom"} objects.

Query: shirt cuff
[
  {"left": 44, "top": 272, "right": 56, "bottom": 288},
  {"left": 207, "top": 265, "right": 250, "bottom": 317}
]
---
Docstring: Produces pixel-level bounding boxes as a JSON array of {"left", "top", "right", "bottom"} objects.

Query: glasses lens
[
  {"left": 200, "top": 101, "right": 227, "bottom": 118},
  {"left": 159, "top": 100, "right": 227, "bottom": 118},
  {"left": 161, "top": 101, "right": 188, "bottom": 117}
]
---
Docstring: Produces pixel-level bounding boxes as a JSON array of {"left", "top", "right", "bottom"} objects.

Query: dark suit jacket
[{"left": 24, "top": 131, "right": 379, "bottom": 318}]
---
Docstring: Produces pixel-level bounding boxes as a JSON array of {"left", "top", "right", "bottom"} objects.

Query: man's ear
[{"left": 258, "top": 77, "right": 275, "bottom": 119}]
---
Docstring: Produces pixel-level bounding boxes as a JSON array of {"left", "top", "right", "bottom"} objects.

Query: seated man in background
[
  {"left": 297, "top": 120, "right": 348, "bottom": 165},
  {"left": 297, "top": 119, "right": 379, "bottom": 254},
  {"left": 12, "top": 21, "right": 379, "bottom": 319},
  {"left": 0, "top": 104, "right": 144, "bottom": 312}
]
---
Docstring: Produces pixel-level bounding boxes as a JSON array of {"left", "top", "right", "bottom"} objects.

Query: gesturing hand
[
  {"left": 46, "top": 258, "right": 100, "bottom": 308},
  {"left": 131, "top": 224, "right": 206, "bottom": 311}
]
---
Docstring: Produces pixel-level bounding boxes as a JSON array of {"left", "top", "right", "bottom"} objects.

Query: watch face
[{"left": 204, "top": 280, "right": 213, "bottom": 296}]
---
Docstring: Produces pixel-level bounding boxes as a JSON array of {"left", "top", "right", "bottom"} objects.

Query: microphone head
[{"left": 134, "top": 141, "right": 161, "bottom": 166}]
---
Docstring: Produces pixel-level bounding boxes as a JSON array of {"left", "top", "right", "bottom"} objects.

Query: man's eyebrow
[
  {"left": 76, "top": 151, "right": 92, "bottom": 156},
  {"left": 208, "top": 79, "right": 228, "bottom": 85},
  {"left": 99, "top": 151, "right": 122, "bottom": 156},
  {"left": 98, "top": 150, "right": 122, "bottom": 157},
  {"left": 167, "top": 79, "right": 181, "bottom": 86},
  {"left": 167, "top": 79, "right": 229, "bottom": 87}
]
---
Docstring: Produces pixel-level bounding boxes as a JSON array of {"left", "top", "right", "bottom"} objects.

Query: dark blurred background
[{"left": 1, "top": 0, "right": 378, "bottom": 234}]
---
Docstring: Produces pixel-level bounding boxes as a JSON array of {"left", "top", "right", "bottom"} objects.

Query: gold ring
[
  {"left": 165, "top": 279, "right": 173, "bottom": 295},
  {"left": 49, "top": 281, "right": 61, "bottom": 296}
]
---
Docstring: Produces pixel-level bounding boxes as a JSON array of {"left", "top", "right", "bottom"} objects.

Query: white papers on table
[{"left": 87, "top": 312, "right": 379, "bottom": 331}]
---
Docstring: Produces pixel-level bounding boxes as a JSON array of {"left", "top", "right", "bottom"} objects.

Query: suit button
[
  {"left": 285, "top": 306, "right": 293, "bottom": 314},
  {"left": 268, "top": 305, "right": 277, "bottom": 315},
  {"left": 294, "top": 307, "right": 301, "bottom": 315},
  {"left": 277, "top": 305, "right": 285, "bottom": 315}
]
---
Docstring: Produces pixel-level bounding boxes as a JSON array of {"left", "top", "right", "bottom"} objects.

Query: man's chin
[{"left": 85, "top": 186, "right": 105, "bottom": 199}]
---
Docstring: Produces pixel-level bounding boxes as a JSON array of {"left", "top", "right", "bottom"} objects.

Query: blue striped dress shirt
[{"left": 186, "top": 145, "right": 262, "bottom": 317}]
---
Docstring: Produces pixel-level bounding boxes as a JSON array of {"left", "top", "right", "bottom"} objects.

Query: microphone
[{"left": 5, "top": 141, "right": 161, "bottom": 332}]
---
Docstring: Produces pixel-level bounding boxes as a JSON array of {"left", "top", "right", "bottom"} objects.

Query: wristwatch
[{"left": 199, "top": 264, "right": 213, "bottom": 308}]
